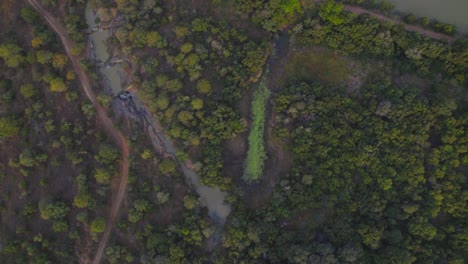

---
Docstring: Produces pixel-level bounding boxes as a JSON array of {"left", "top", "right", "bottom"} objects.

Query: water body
[
  {"left": 84, "top": 3, "right": 231, "bottom": 224},
  {"left": 388, "top": 0, "right": 468, "bottom": 33},
  {"left": 85, "top": 2, "right": 122, "bottom": 94}
]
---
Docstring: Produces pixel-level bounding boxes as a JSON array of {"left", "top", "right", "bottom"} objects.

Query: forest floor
[{"left": 26, "top": 1, "right": 130, "bottom": 263}]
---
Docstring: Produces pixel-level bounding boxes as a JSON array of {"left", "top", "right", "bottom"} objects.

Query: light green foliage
[
  {"left": 81, "top": 103, "right": 95, "bottom": 119},
  {"left": 191, "top": 18, "right": 210, "bottom": 32},
  {"left": 243, "top": 77, "right": 270, "bottom": 182},
  {"left": 200, "top": 105, "right": 245, "bottom": 141},
  {"left": 166, "top": 79, "right": 182, "bottom": 92},
  {"left": 73, "top": 193, "right": 92, "bottom": 208},
  {"left": 319, "top": 1, "right": 346, "bottom": 26},
  {"left": 52, "top": 221, "right": 68, "bottom": 233},
  {"left": 97, "top": 94, "right": 112, "bottom": 108},
  {"left": 146, "top": 31, "right": 165, "bottom": 48},
  {"left": 19, "top": 83, "right": 36, "bottom": 98},
  {"left": 140, "top": 149, "right": 153, "bottom": 160},
  {"left": 0, "top": 117, "right": 20, "bottom": 139},
  {"left": 180, "top": 43, "right": 193, "bottom": 54},
  {"left": 0, "top": 44, "right": 25, "bottom": 68},
  {"left": 177, "top": 110, "right": 193, "bottom": 126},
  {"left": 18, "top": 149, "right": 47, "bottom": 167},
  {"left": 94, "top": 168, "right": 112, "bottom": 184},
  {"left": 173, "top": 26, "right": 190, "bottom": 39},
  {"left": 52, "top": 54, "right": 67, "bottom": 69},
  {"left": 155, "top": 94, "right": 169, "bottom": 110},
  {"left": 183, "top": 195, "right": 198, "bottom": 209},
  {"left": 196, "top": 79, "right": 211, "bottom": 95},
  {"left": 40, "top": 201, "right": 70, "bottom": 220},
  {"left": 36, "top": 50, "right": 53, "bottom": 64},
  {"left": 191, "top": 98, "right": 203, "bottom": 110},
  {"left": 49, "top": 78, "right": 67, "bottom": 92},
  {"left": 134, "top": 199, "right": 150, "bottom": 212},
  {"left": 357, "top": 225, "right": 383, "bottom": 249},
  {"left": 408, "top": 217, "right": 437, "bottom": 241},
  {"left": 91, "top": 217, "right": 106, "bottom": 233},
  {"left": 159, "top": 159, "right": 177, "bottom": 175},
  {"left": 95, "top": 145, "right": 119, "bottom": 165}
]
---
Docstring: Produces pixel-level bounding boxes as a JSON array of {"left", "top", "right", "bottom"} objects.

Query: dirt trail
[
  {"left": 343, "top": 5, "right": 456, "bottom": 43},
  {"left": 26, "top": 0, "right": 129, "bottom": 263}
]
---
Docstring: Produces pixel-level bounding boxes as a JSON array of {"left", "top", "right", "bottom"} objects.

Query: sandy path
[
  {"left": 343, "top": 5, "right": 456, "bottom": 43},
  {"left": 26, "top": 1, "right": 130, "bottom": 263}
]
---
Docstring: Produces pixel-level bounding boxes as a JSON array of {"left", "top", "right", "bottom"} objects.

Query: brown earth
[{"left": 26, "top": 0, "right": 130, "bottom": 263}]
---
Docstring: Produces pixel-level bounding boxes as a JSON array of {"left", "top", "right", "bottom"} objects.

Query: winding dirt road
[
  {"left": 26, "top": 0, "right": 129, "bottom": 263},
  {"left": 343, "top": 5, "right": 456, "bottom": 43}
]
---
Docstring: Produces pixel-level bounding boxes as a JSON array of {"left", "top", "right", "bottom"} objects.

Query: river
[
  {"left": 388, "top": 0, "right": 468, "bottom": 33},
  {"left": 84, "top": 3, "right": 231, "bottom": 224}
]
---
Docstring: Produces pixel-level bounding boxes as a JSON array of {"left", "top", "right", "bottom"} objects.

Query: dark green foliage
[
  {"left": 235, "top": 0, "right": 303, "bottom": 31},
  {"left": 294, "top": 6, "right": 468, "bottom": 83}
]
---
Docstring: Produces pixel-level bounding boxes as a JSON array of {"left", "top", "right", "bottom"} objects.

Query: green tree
[
  {"left": 40, "top": 201, "right": 70, "bottom": 220},
  {"left": 166, "top": 79, "right": 182, "bottom": 92},
  {"left": 0, "top": 117, "right": 20, "bottom": 139},
  {"left": 91, "top": 217, "right": 106, "bottom": 233},
  {"left": 155, "top": 94, "right": 169, "bottom": 110},
  {"left": 20, "top": 6, "right": 39, "bottom": 24},
  {"left": 95, "top": 145, "right": 119, "bottom": 165},
  {"left": 180, "top": 43, "right": 193, "bottom": 54},
  {"left": 74, "top": 193, "right": 92, "bottom": 208},
  {"left": 196, "top": 79, "right": 211, "bottom": 95},
  {"left": 183, "top": 195, "right": 199, "bottom": 209},
  {"left": 319, "top": 1, "right": 346, "bottom": 26},
  {"left": 159, "top": 159, "right": 177, "bottom": 175},
  {"left": 52, "top": 53, "right": 68, "bottom": 69},
  {"left": 36, "top": 50, "right": 53, "bottom": 64},
  {"left": 0, "top": 44, "right": 25, "bottom": 67},
  {"left": 146, "top": 31, "right": 164, "bottom": 48},
  {"left": 408, "top": 217, "right": 437, "bottom": 241},
  {"left": 49, "top": 78, "right": 67, "bottom": 92},
  {"left": 177, "top": 110, "right": 193, "bottom": 126},
  {"left": 357, "top": 225, "right": 383, "bottom": 249},
  {"left": 94, "top": 168, "right": 112, "bottom": 184},
  {"left": 191, "top": 98, "right": 204, "bottom": 110},
  {"left": 140, "top": 149, "right": 153, "bottom": 160},
  {"left": 19, "top": 83, "right": 36, "bottom": 98}
]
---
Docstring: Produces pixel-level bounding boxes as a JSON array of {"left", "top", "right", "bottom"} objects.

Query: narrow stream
[{"left": 84, "top": 2, "right": 231, "bottom": 224}]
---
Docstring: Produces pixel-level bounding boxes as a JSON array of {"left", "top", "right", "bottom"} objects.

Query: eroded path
[{"left": 26, "top": 1, "right": 129, "bottom": 263}]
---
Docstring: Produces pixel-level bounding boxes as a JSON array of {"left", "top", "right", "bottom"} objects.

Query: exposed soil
[{"left": 26, "top": 1, "right": 130, "bottom": 263}]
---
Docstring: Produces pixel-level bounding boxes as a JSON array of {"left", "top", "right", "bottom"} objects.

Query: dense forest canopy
[{"left": 0, "top": 0, "right": 466, "bottom": 263}]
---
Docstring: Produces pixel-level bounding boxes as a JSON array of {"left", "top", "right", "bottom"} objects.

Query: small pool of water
[{"left": 85, "top": 2, "right": 122, "bottom": 94}]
